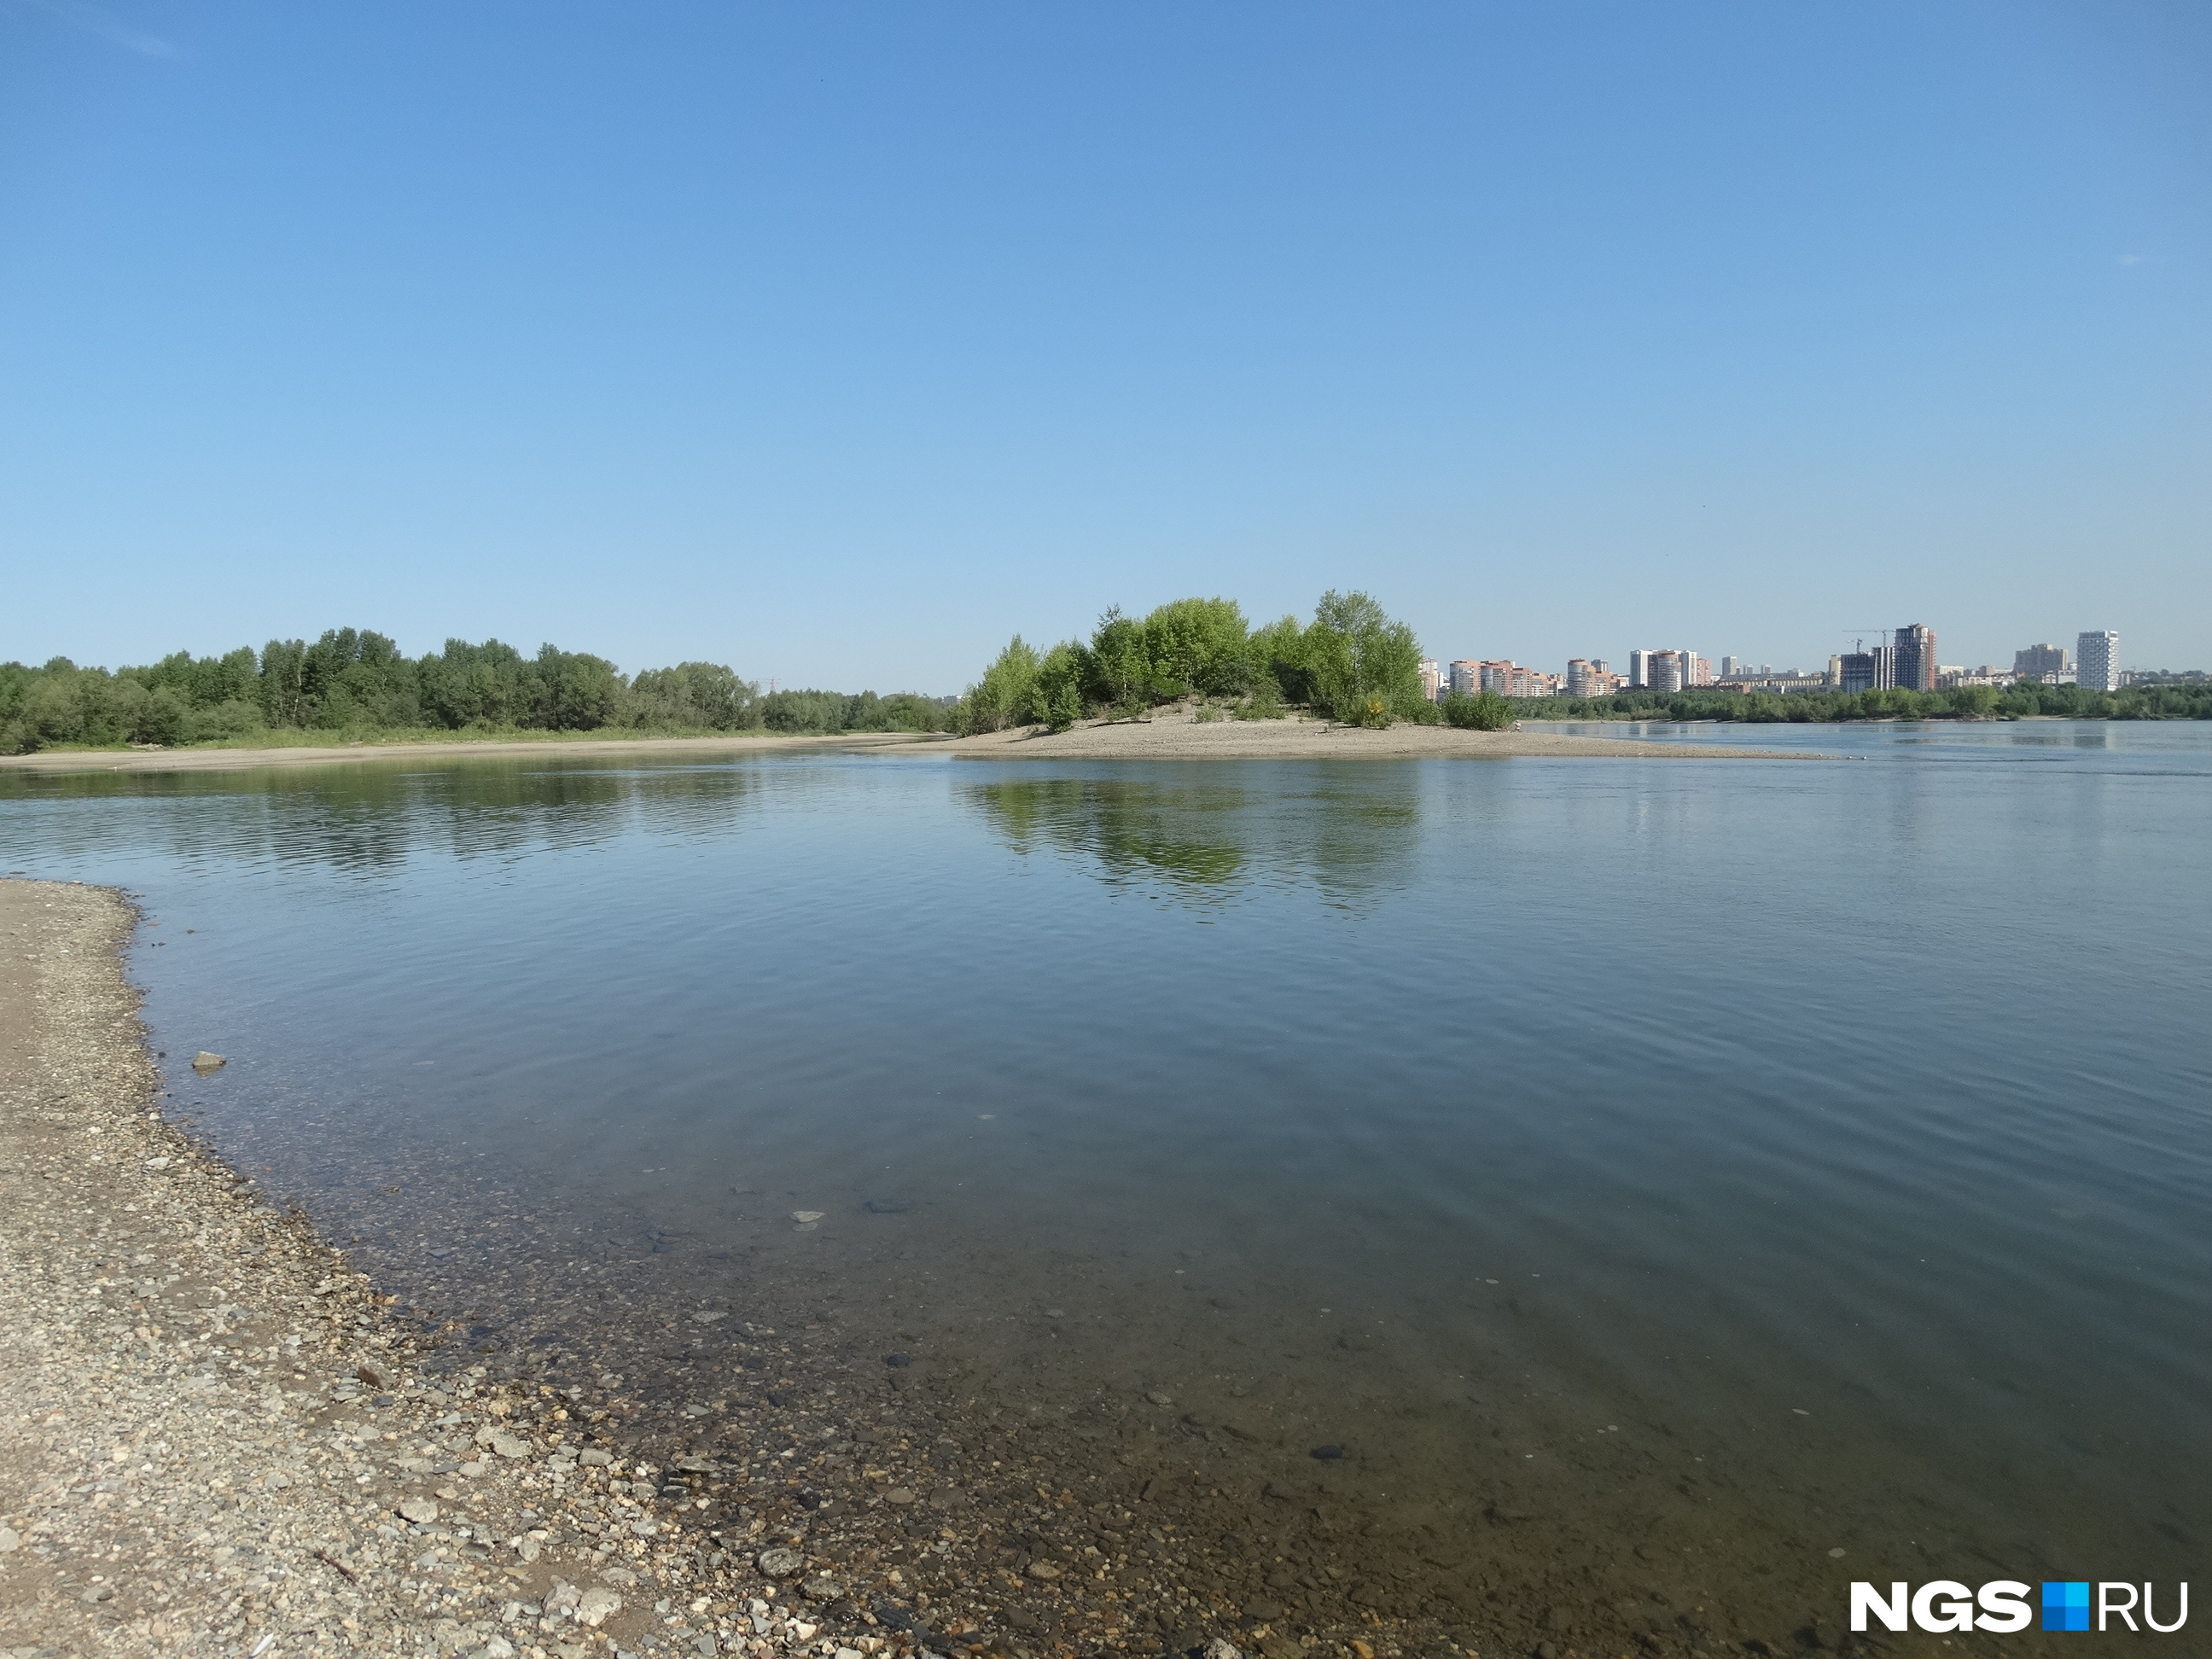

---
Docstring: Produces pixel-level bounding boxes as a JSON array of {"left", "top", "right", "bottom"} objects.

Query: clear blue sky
[{"left": 4, "top": 2, "right": 2207, "bottom": 690}]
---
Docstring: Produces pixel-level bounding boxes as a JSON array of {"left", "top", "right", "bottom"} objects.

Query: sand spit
[
  {"left": 930, "top": 713, "right": 1820, "bottom": 761},
  {"left": 1, "top": 716, "right": 1822, "bottom": 776}
]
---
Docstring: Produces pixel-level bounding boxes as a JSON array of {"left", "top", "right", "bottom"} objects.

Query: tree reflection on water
[{"left": 962, "top": 767, "right": 1422, "bottom": 908}]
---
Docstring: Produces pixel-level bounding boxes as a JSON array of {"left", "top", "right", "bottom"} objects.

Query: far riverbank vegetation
[
  {"left": 958, "top": 596, "right": 2210, "bottom": 732},
  {"left": 0, "top": 630, "right": 951, "bottom": 755}
]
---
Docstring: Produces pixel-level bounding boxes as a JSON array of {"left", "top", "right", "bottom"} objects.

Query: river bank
[
  {"left": 0, "top": 882, "right": 921, "bottom": 1659},
  {"left": 0, "top": 734, "right": 933, "bottom": 776}
]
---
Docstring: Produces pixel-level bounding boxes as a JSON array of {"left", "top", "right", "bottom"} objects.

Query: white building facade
[{"left": 2077, "top": 631, "right": 2119, "bottom": 692}]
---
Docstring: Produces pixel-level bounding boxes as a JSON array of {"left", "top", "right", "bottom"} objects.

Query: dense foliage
[
  {"left": 1440, "top": 689, "right": 1516, "bottom": 731},
  {"left": 958, "top": 591, "right": 1429, "bottom": 733},
  {"left": 1516, "top": 682, "right": 2212, "bottom": 724},
  {"left": 0, "top": 628, "right": 952, "bottom": 754},
  {"left": 759, "top": 689, "right": 956, "bottom": 734}
]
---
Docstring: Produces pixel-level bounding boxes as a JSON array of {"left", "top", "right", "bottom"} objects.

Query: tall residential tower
[
  {"left": 1893, "top": 624, "right": 1938, "bottom": 692},
  {"left": 2077, "top": 631, "right": 2120, "bottom": 692}
]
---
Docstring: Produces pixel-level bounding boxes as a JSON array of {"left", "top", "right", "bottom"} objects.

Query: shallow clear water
[{"left": 4, "top": 722, "right": 2207, "bottom": 1646}]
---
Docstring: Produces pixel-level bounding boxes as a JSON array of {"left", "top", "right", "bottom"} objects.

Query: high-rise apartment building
[
  {"left": 1839, "top": 648, "right": 1894, "bottom": 695},
  {"left": 1419, "top": 659, "right": 1442, "bottom": 701},
  {"left": 1565, "top": 658, "right": 1598, "bottom": 697},
  {"left": 1628, "top": 649, "right": 1650, "bottom": 690},
  {"left": 1720, "top": 655, "right": 1740, "bottom": 678},
  {"left": 1647, "top": 649, "right": 1685, "bottom": 694},
  {"left": 2014, "top": 643, "right": 2068, "bottom": 680},
  {"left": 1893, "top": 624, "right": 1938, "bottom": 692},
  {"left": 1449, "top": 660, "right": 1481, "bottom": 697},
  {"left": 2077, "top": 631, "right": 2120, "bottom": 692}
]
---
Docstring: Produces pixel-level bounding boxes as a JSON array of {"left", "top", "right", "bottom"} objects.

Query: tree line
[
  {"left": 957, "top": 591, "right": 1513, "bottom": 734},
  {"left": 0, "top": 628, "right": 952, "bottom": 754}
]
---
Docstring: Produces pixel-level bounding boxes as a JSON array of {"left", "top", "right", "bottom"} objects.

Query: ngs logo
[{"left": 1851, "top": 1580, "right": 2189, "bottom": 1634}]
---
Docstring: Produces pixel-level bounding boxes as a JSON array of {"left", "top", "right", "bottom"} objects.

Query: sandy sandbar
[
  {"left": 929, "top": 713, "right": 1821, "bottom": 760},
  {"left": 1, "top": 717, "right": 1822, "bottom": 774}
]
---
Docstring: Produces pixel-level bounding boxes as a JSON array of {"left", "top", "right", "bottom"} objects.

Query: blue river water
[{"left": 3, "top": 719, "right": 2206, "bottom": 1644}]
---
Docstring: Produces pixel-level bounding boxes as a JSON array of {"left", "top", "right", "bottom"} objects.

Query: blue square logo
[{"left": 2043, "top": 1581, "right": 2091, "bottom": 1632}]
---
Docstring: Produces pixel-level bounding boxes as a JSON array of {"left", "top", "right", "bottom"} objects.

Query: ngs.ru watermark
[{"left": 1851, "top": 1580, "right": 2188, "bottom": 1634}]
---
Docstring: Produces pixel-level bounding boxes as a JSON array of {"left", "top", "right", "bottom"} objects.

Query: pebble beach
[{"left": 2, "top": 880, "right": 1531, "bottom": 1659}]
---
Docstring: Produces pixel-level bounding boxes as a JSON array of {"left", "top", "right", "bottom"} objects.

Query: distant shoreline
[
  {"left": 0, "top": 730, "right": 940, "bottom": 772},
  {"left": 0, "top": 715, "right": 1829, "bottom": 772}
]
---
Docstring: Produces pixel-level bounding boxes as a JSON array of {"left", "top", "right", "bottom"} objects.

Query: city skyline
[{"left": 1412, "top": 623, "right": 2170, "bottom": 701}]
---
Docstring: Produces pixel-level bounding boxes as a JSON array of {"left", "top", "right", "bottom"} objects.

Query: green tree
[
  {"left": 760, "top": 689, "right": 857, "bottom": 732},
  {"left": 1086, "top": 608, "right": 1152, "bottom": 713},
  {"left": 1440, "top": 690, "right": 1513, "bottom": 731},
  {"left": 1304, "top": 590, "right": 1423, "bottom": 721},
  {"left": 626, "top": 661, "right": 759, "bottom": 729},
  {"left": 958, "top": 637, "right": 1042, "bottom": 734},
  {"left": 1031, "top": 642, "right": 1088, "bottom": 731},
  {"left": 530, "top": 644, "right": 620, "bottom": 730},
  {"left": 1140, "top": 597, "right": 1252, "bottom": 700},
  {"left": 415, "top": 637, "right": 529, "bottom": 728},
  {"left": 1249, "top": 614, "right": 1313, "bottom": 707},
  {"left": 259, "top": 639, "right": 311, "bottom": 727}
]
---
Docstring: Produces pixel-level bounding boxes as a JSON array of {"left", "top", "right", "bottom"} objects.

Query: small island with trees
[{"left": 957, "top": 591, "right": 1513, "bottom": 735}]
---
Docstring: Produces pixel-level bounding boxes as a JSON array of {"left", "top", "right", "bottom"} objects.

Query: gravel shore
[
  {"left": 1, "top": 882, "right": 1511, "bottom": 1659},
  {"left": 0, "top": 882, "right": 933, "bottom": 1659}
]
